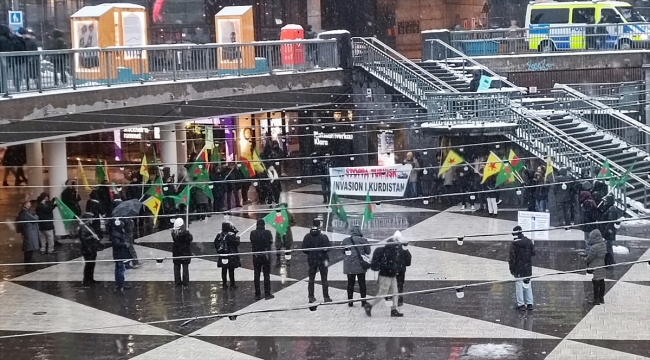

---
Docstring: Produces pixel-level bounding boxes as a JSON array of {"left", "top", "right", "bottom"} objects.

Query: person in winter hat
[
  {"left": 364, "top": 233, "right": 404, "bottom": 318},
  {"left": 599, "top": 195, "right": 620, "bottom": 267},
  {"left": 394, "top": 231, "right": 412, "bottom": 307},
  {"left": 583, "top": 229, "right": 607, "bottom": 305},
  {"left": 508, "top": 226, "right": 536, "bottom": 311},
  {"left": 250, "top": 218, "right": 274, "bottom": 300},
  {"left": 172, "top": 218, "right": 193, "bottom": 288},
  {"left": 79, "top": 212, "right": 102, "bottom": 286},
  {"left": 214, "top": 221, "right": 241, "bottom": 289},
  {"left": 17, "top": 199, "right": 40, "bottom": 264},
  {"left": 341, "top": 225, "right": 371, "bottom": 307},
  {"left": 35, "top": 192, "right": 57, "bottom": 254},
  {"left": 302, "top": 218, "right": 332, "bottom": 303},
  {"left": 110, "top": 218, "right": 131, "bottom": 291},
  {"left": 580, "top": 191, "right": 599, "bottom": 252}
]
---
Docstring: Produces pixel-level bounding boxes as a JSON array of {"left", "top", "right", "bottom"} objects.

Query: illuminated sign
[
  {"left": 313, "top": 131, "right": 353, "bottom": 146},
  {"left": 122, "top": 127, "right": 160, "bottom": 140}
]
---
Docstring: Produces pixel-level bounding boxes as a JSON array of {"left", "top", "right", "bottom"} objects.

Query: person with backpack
[
  {"left": 16, "top": 199, "right": 40, "bottom": 263},
  {"left": 35, "top": 193, "right": 57, "bottom": 254},
  {"left": 214, "top": 221, "right": 241, "bottom": 289},
  {"left": 250, "top": 218, "right": 274, "bottom": 300},
  {"left": 341, "top": 226, "right": 371, "bottom": 307},
  {"left": 172, "top": 218, "right": 193, "bottom": 288},
  {"left": 302, "top": 218, "right": 332, "bottom": 303},
  {"left": 364, "top": 236, "right": 403, "bottom": 318},
  {"left": 79, "top": 212, "right": 102, "bottom": 286},
  {"left": 508, "top": 226, "right": 536, "bottom": 311}
]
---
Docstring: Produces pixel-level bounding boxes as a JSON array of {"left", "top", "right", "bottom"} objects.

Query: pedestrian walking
[
  {"left": 395, "top": 231, "right": 412, "bottom": 307},
  {"left": 554, "top": 168, "right": 573, "bottom": 226},
  {"left": 79, "top": 212, "right": 102, "bottom": 286},
  {"left": 35, "top": 192, "right": 57, "bottom": 254},
  {"left": 16, "top": 199, "right": 39, "bottom": 263},
  {"left": 508, "top": 226, "right": 535, "bottom": 311},
  {"left": 214, "top": 221, "right": 241, "bottom": 289},
  {"left": 341, "top": 225, "right": 371, "bottom": 307},
  {"left": 250, "top": 219, "right": 274, "bottom": 300},
  {"left": 172, "top": 218, "right": 193, "bottom": 288},
  {"left": 364, "top": 236, "right": 403, "bottom": 317},
  {"left": 110, "top": 218, "right": 131, "bottom": 291},
  {"left": 275, "top": 203, "right": 295, "bottom": 267},
  {"left": 302, "top": 219, "right": 332, "bottom": 303},
  {"left": 583, "top": 229, "right": 607, "bottom": 305}
]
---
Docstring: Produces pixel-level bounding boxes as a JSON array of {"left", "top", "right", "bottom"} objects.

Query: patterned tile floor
[{"left": 0, "top": 184, "right": 649, "bottom": 359}]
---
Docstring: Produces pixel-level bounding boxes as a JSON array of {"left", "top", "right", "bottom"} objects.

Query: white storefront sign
[
  {"left": 329, "top": 164, "right": 412, "bottom": 197},
  {"left": 122, "top": 127, "right": 160, "bottom": 140},
  {"left": 517, "top": 211, "right": 550, "bottom": 240},
  {"left": 313, "top": 131, "right": 353, "bottom": 146}
]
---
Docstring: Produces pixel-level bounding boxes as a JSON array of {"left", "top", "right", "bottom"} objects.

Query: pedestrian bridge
[{"left": 0, "top": 39, "right": 348, "bottom": 145}]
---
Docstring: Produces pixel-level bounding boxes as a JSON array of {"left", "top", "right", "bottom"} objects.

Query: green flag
[
  {"left": 211, "top": 144, "right": 222, "bottom": 167},
  {"left": 146, "top": 176, "right": 164, "bottom": 199},
  {"left": 362, "top": 191, "right": 373, "bottom": 228},
  {"left": 189, "top": 161, "right": 210, "bottom": 181},
  {"left": 597, "top": 160, "right": 611, "bottom": 180},
  {"left": 169, "top": 185, "right": 191, "bottom": 207},
  {"left": 495, "top": 161, "right": 515, "bottom": 188},
  {"left": 331, "top": 192, "right": 348, "bottom": 222},
  {"left": 95, "top": 157, "right": 106, "bottom": 183},
  {"left": 54, "top": 197, "right": 76, "bottom": 230},
  {"left": 611, "top": 162, "right": 635, "bottom": 188},
  {"left": 263, "top": 204, "right": 290, "bottom": 237}
]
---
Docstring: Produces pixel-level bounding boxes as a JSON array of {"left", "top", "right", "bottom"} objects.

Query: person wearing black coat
[
  {"left": 110, "top": 218, "right": 131, "bottom": 291},
  {"left": 275, "top": 204, "right": 295, "bottom": 267},
  {"left": 61, "top": 180, "right": 82, "bottom": 215},
  {"left": 79, "top": 213, "right": 102, "bottom": 286},
  {"left": 17, "top": 200, "right": 40, "bottom": 263},
  {"left": 468, "top": 69, "right": 482, "bottom": 92},
  {"left": 533, "top": 172, "right": 549, "bottom": 212},
  {"left": 394, "top": 232, "right": 412, "bottom": 307},
  {"left": 35, "top": 192, "right": 57, "bottom": 254},
  {"left": 172, "top": 218, "right": 193, "bottom": 288},
  {"left": 250, "top": 219, "right": 274, "bottom": 300},
  {"left": 554, "top": 168, "right": 573, "bottom": 226},
  {"left": 600, "top": 195, "right": 620, "bottom": 266},
  {"left": 210, "top": 165, "right": 225, "bottom": 212},
  {"left": 302, "top": 219, "right": 332, "bottom": 303},
  {"left": 364, "top": 237, "right": 403, "bottom": 318},
  {"left": 457, "top": 164, "right": 475, "bottom": 210},
  {"left": 580, "top": 191, "right": 599, "bottom": 252},
  {"left": 85, "top": 190, "right": 103, "bottom": 239},
  {"left": 214, "top": 221, "right": 241, "bottom": 289},
  {"left": 508, "top": 226, "right": 536, "bottom": 311},
  {"left": 0, "top": 25, "right": 12, "bottom": 94}
]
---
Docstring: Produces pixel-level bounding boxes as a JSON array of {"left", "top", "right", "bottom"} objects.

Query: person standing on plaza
[
  {"left": 317, "top": 155, "right": 331, "bottom": 204},
  {"left": 554, "top": 168, "right": 573, "bottom": 226},
  {"left": 583, "top": 229, "right": 607, "bottom": 305},
  {"left": 17, "top": 199, "right": 40, "bottom": 264},
  {"left": 275, "top": 202, "right": 295, "bottom": 267},
  {"left": 302, "top": 219, "right": 332, "bottom": 303},
  {"left": 402, "top": 152, "right": 419, "bottom": 199},
  {"left": 214, "top": 221, "right": 241, "bottom": 289},
  {"left": 534, "top": 171, "right": 549, "bottom": 212},
  {"left": 250, "top": 219, "right": 274, "bottom": 300},
  {"left": 457, "top": 164, "right": 475, "bottom": 210},
  {"left": 172, "top": 218, "right": 193, "bottom": 288},
  {"left": 600, "top": 195, "right": 620, "bottom": 267},
  {"left": 341, "top": 225, "right": 371, "bottom": 307},
  {"left": 508, "top": 225, "right": 535, "bottom": 311},
  {"left": 85, "top": 190, "right": 103, "bottom": 239},
  {"left": 61, "top": 180, "right": 82, "bottom": 215},
  {"left": 110, "top": 218, "right": 131, "bottom": 292},
  {"left": 35, "top": 193, "right": 57, "bottom": 254},
  {"left": 364, "top": 237, "right": 403, "bottom": 317},
  {"left": 80, "top": 212, "right": 102, "bottom": 286},
  {"left": 580, "top": 191, "right": 599, "bottom": 252},
  {"left": 395, "top": 231, "right": 412, "bottom": 307}
]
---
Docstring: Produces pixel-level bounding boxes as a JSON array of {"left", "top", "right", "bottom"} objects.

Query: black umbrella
[{"left": 111, "top": 199, "right": 143, "bottom": 218}]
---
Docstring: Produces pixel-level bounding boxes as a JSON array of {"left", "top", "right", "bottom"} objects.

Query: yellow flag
[
  {"left": 143, "top": 196, "right": 161, "bottom": 224},
  {"left": 251, "top": 148, "right": 266, "bottom": 174},
  {"left": 481, "top": 152, "right": 502, "bottom": 184},
  {"left": 77, "top": 159, "right": 91, "bottom": 191},
  {"left": 139, "top": 156, "right": 149, "bottom": 183},
  {"left": 438, "top": 150, "right": 464, "bottom": 176},
  {"left": 545, "top": 157, "right": 553, "bottom": 183}
]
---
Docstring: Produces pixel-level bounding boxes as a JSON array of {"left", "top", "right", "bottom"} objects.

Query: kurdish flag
[
  {"left": 211, "top": 144, "right": 222, "bottom": 166},
  {"left": 251, "top": 148, "right": 266, "bottom": 174},
  {"left": 439, "top": 150, "right": 464, "bottom": 176},
  {"left": 54, "top": 197, "right": 77, "bottom": 230},
  {"left": 169, "top": 185, "right": 191, "bottom": 207},
  {"left": 239, "top": 156, "right": 255, "bottom": 179},
  {"left": 139, "top": 155, "right": 149, "bottom": 184},
  {"left": 362, "top": 191, "right": 373, "bottom": 228},
  {"left": 263, "top": 204, "right": 290, "bottom": 237},
  {"left": 508, "top": 150, "right": 524, "bottom": 172},
  {"left": 481, "top": 152, "right": 502, "bottom": 184},
  {"left": 143, "top": 196, "right": 162, "bottom": 224},
  {"left": 597, "top": 160, "right": 611, "bottom": 180},
  {"left": 77, "top": 159, "right": 91, "bottom": 191},
  {"left": 544, "top": 157, "right": 554, "bottom": 183},
  {"left": 95, "top": 157, "right": 107, "bottom": 183},
  {"left": 495, "top": 161, "right": 515, "bottom": 188},
  {"left": 610, "top": 162, "right": 635, "bottom": 188},
  {"left": 145, "top": 176, "right": 164, "bottom": 199},
  {"left": 330, "top": 192, "right": 348, "bottom": 222}
]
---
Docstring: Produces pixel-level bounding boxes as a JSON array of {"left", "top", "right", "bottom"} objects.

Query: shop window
[{"left": 397, "top": 21, "right": 420, "bottom": 34}]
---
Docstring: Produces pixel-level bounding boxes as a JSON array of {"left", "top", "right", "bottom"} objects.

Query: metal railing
[
  {"left": 449, "top": 23, "right": 650, "bottom": 56},
  {"left": 426, "top": 92, "right": 515, "bottom": 124},
  {"left": 351, "top": 37, "right": 451, "bottom": 108},
  {"left": 426, "top": 38, "right": 523, "bottom": 92},
  {"left": 0, "top": 39, "right": 338, "bottom": 96}
]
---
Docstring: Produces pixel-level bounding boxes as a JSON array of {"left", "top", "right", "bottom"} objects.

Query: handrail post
[{"left": 105, "top": 50, "right": 111, "bottom": 87}]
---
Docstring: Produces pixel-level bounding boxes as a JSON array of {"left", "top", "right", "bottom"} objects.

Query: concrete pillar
[
  {"left": 26, "top": 141, "right": 43, "bottom": 198},
  {"left": 161, "top": 124, "right": 178, "bottom": 180},
  {"left": 175, "top": 123, "right": 187, "bottom": 177},
  {"left": 307, "top": 0, "right": 321, "bottom": 32},
  {"left": 44, "top": 140, "right": 68, "bottom": 236}
]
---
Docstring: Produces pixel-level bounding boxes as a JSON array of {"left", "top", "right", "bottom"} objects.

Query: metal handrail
[
  {"left": 362, "top": 37, "right": 457, "bottom": 93},
  {"left": 426, "top": 38, "right": 524, "bottom": 92}
]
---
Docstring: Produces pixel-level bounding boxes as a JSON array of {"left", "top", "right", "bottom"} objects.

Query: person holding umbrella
[
  {"left": 110, "top": 218, "right": 131, "bottom": 292},
  {"left": 112, "top": 199, "right": 143, "bottom": 269}
]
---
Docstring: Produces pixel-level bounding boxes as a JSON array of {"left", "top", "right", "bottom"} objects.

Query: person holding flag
[
  {"left": 481, "top": 152, "right": 502, "bottom": 217},
  {"left": 250, "top": 218, "right": 275, "bottom": 300},
  {"left": 265, "top": 203, "right": 295, "bottom": 267}
]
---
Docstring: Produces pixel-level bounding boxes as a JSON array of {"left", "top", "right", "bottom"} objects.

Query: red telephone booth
[{"left": 280, "top": 24, "right": 304, "bottom": 66}]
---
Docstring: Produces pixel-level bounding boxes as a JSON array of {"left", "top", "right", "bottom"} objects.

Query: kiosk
[
  {"left": 214, "top": 6, "right": 266, "bottom": 75},
  {"left": 70, "top": 3, "right": 148, "bottom": 84}
]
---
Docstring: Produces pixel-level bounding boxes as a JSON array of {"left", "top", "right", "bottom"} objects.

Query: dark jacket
[
  {"left": 370, "top": 241, "right": 399, "bottom": 277},
  {"left": 250, "top": 219, "right": 273, "bottom": 264},
  {"left": 61, "top": 184, "right": 82, "bottom": 215},
  {"left": 35, "top": 194, "right": 56, "bottom": 231},
  {"left": 85, "top": 193, "right": 102, "bottom": 235},
  {"left": 110, "top": 222, "right": 131, "bottom": 260},
  {"left": 51, "top": 30, "right": 67, "bottom": 50},
  {"left": 585, "top": 229, "right": 607, "bottom": 280},
  {"left": 274, "top": 211, "right": 295, "bottom": 249},
  {"left": 172, "top": 229, "right": 193, "bottom": 265},
  {"left": 534, "top": 177, "right": 549, "bottom": 201},
  {"left": 302, "top": 227, "right": 331, "bottom": 265},
  {"left": 341, "top": 226, "right": 371, "bottom": 275},
  {"left": 600, "top": 196, "right": 620, "bottom": 241},
  {"left": 396, "top": 244, "right": 412, "bottom": 274},
  {"left": 580, "top": 191, "right": 599, "bottom": 233},
  {"left": 468, "top": 70, "right": 481, "bottom": 92},
  {"left": 79, "top": 214, "right": 101, "bottom": 256},
  {"left": 508, "top": 234, "right": 536, "bottom": 278},
  {"left": 17, "top": 208, "right": 40, "bottom": 252},
  {"left": 554, "top": 168, "right": 573, "bottom": 203},
  {"left": 214, "top": 222, "right": 241, "bottom": 268},
  {"left": 0, "top": 25, "right": 12, "bottom": 53}
]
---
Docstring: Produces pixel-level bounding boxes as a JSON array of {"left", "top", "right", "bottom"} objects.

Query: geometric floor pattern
[{"left": 0, "top": 185, "right": 649, "bottom": 359}]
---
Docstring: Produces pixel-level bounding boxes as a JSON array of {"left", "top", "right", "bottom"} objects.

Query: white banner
[
  {"left": 329, "top": 164, "right": 412, "bottom": 197},
  {"left": 517, "top": 211, "right": 550, "bottom": 240}
]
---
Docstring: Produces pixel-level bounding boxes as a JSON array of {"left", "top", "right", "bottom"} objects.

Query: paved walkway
[{"left": 0, "top": 185, "right": 649, "bottom": 359}]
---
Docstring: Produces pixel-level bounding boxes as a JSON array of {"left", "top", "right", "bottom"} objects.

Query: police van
[{"left": 525, "top": 1, "right": 648, "bottom": 52}]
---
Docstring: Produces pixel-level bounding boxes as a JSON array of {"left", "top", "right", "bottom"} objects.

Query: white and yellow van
[{"left": 525, "top": 1, "right": 648, "bottom": 52}]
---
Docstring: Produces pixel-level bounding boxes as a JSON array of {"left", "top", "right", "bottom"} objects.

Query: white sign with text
[
  {"left": 329, "top": 164, "right": 412, "bottom": 197},
  {"left": 517, "top": 211, "right": 550, "bottom": 240}
]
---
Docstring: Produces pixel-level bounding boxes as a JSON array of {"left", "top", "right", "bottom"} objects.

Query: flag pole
[
  {"left": 324, "top": 190, "right": 333, "bottom": 235},
  {"left": 73, "top": 214, "right": 99, "bottom": 240},
  {"left": 237, "top": 222, "right": 257, "bottom": 238}
]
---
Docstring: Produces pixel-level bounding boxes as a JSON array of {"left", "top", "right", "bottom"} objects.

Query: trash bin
[{"left": 280, "top": 24, "right": 304, "bottom": 66}]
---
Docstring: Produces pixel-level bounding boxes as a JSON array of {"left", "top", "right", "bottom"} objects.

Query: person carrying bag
[{"left": 341, "top": 226, "right": 371, "bottom": 307}]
